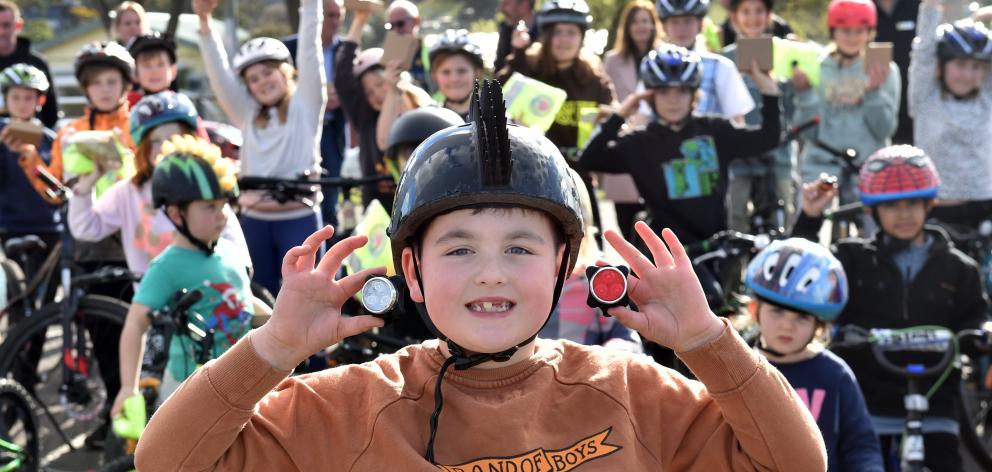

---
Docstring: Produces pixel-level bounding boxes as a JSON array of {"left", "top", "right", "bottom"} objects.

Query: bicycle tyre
[
  {"left": 0, "top": 295, "right": 128, "bottom": 459},
  {"left": 958, "top": 374, "right": 992, "bottom": 469},
  {"left": 101, "top": 454, "right": 135, "bottom": 472},
  {"left": 100, "top": 456, "right": 137, "bottom": 472},
  {"left": 0, "top": 378, "right": 40, "bottom": 472},
  {"left": 250, "top": 280, "right": 276, "bottom": 308}
]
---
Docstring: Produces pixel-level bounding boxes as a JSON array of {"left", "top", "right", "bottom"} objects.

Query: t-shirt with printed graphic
[
  {"left": 579, "top": 94, "right": 781, "bottom": 245},
  {"left": 133, "top": 239, "right": 253, "bottom": 385},
  {"left": 770, "top": 350, "right": 883, "bottom": 472}
]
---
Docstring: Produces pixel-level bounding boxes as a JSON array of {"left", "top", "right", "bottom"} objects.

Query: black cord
[{"left": 425, "top": 355, "right": 458, "bottom": 464}]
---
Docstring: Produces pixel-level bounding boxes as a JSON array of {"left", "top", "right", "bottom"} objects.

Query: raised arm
[
  {"left": 293, "top": 0, "right": 328, "bottom": 122},
  {"left": 67, "top": 179, "right": 127, "bottom": 242},
  {"left": 334, "top": 9, "right": 373, "bottom": 124},
  {"left": 577, "top": 91, "right": 650, "bottom": 174},
  {"left": 862, "top": 63, "right": 901, "bottom": 142},
  {"left": 194, "top": 0, "right": 254, "bottom": 129},
  {"left": 908, "top": 0, "right": 942, "bottom": 117}
]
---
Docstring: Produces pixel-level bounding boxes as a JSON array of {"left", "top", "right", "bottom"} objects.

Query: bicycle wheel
[
  {"left": 957, "top": 361, "right": 992, "bottom": 469},
  {"left": 0, "top": 295, "right": 127, "bottom": 463},
  {"left": 0, "top": 378, "right": 40, "bottom": 471},
  {"left": 101, "top": 454, "right": 135, "bottom": 472}
]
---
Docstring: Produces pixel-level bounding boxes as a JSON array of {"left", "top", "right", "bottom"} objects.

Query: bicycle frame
[{"left": 0, "top": 437, "right": 26, "bottom": 472}]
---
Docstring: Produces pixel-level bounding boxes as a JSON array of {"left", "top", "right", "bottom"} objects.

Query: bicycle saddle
[{"left": 3, "top": 235, "right": 47, "bottom": 260}]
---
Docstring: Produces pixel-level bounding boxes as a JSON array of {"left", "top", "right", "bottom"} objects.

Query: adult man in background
[{"left": 0, "top": 1, "right": 59, "bottom": 128}]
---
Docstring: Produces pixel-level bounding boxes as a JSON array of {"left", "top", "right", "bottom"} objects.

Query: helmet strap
[
  {"left": 417, "top": 239, "right": 571, "bottom": 464},
  {"left": 174, "top": 212, "right": 216, "bottom": 256}
]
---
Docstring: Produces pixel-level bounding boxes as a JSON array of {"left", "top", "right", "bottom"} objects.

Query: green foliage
[
  {"left": 22, "top": 19, "right": 53, "bottom": 43},
  {"left": 778, "top": 0, "right": 832, "bottom": 42}
]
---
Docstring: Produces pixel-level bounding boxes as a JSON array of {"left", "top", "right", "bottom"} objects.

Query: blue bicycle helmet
[
  {"left": 745, "top": 238, "right": 848, "bottom": 321},
  {"left": 130, "top": 91, "right": 199, "bottom": 144},
  {"left": 640, "top": 45, "right": 702, "bottom": 89}
]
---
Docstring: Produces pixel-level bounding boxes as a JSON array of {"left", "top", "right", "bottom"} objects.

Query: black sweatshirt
[
  {"left": 792, "top": 213, "right": 989, "bottom": 419},
  {"left": 578, "top": 94, "right": 782, "bottom": 244}
]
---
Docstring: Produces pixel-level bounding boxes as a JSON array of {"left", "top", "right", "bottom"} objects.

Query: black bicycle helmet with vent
[
  {"left": 127, "top": 32, "right": 177, "bottom": 63},
  {"left": 386, "top": 106, "right": 464, "bottom": 157},
  {"left": 937, "top": 19, "right": 992, "bottom": 63}
]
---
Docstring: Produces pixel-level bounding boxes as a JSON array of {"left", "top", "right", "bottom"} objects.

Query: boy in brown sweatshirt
[{"left": 135, "top": 80, "right": 826, "bottom": 471}]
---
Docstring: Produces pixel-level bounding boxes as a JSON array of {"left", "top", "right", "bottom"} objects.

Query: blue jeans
[{"left": 240, "top": 212, "right": 322, "bottom": 295}]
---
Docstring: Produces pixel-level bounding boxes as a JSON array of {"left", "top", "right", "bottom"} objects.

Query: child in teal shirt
[{"left": 112, "top": 135, "right": 254, "bottom": 418}]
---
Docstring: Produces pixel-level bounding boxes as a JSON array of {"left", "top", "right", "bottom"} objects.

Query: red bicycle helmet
[
  {"left": 858, "top": 145, "right": 940, "bottom": 206},
  {"left": 827, "top": 0, "right": 877, "bottom": 29}
]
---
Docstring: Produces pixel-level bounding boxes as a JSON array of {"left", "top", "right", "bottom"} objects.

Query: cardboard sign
[
  {"left": 343, "top": 0, "right": 383, "bottom": 12},
  {"left": 5, "top": 120, "right": 43, "bottom": 147},
  {"left": 736, "top": 36, "right": 774, "bottom": 72},
  {"left": 381, "top": 31, "right": 419, "bottom": 71},
  {"left": 501, "top": 72, "right": 567, "bottom": 132},
  {"left": 865, "top": 42, "right": 893, "bottom": 71}
]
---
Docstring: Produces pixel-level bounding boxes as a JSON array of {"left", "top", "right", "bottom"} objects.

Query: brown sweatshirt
[{"left": 135, "top": 320, "right": 826, "bottom": 471}]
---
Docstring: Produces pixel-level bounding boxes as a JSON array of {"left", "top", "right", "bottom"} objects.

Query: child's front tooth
[{"left": 483, "top": 302, "right": 493, "bottom": 311}]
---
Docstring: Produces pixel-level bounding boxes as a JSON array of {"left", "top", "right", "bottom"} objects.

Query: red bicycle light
[{"left": 585, "top": 265, "right": 631, "bottom": 311}]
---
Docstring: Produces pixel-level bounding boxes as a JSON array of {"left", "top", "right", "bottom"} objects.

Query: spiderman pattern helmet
[
  {"left": 858, "top": 145, "right": 940, "bottom": 206},
  {"left": 745, "top": 238, "right": 849, "bottom": 321}
]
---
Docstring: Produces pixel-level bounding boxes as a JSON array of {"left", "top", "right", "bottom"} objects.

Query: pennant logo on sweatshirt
[{"left": 436, "top": 427, "right": 621, "bottom": 472}]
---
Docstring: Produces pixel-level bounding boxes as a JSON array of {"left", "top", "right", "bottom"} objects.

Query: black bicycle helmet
[
  {"left": 152, "top": 135, "right": 239, "bottom": 208},
  {"left": 388, "top": 79, "right": 584, "bottom": 463},
  {"left": 152, "top": 136, "right": 239, "bottom": 254},
  {"left": 386, "top": 106, "right": 464, "bottom": 157},
  {"left": 536, "top": 0, "right": 593, "bottom": 32},
  {"left": 0, "top": 63, "right": 50, "bottom": 95},
  {"left": 130, "top": 91, "right": 199, "bottom": 144},
  {"left": 655, "top": 0, "right": 710, "bottom": 19},
  {"left": 937, "top": 19, "right": 992, "bottom": 63},
  {"left": 74, "top": 41, "right": 134, "bottom": 81},
  {"left": 428, "top": 29, "right": 485, "bottom": 70},
  {"left": 126, "top": 32, "right": 177, "bottom": 63},
  {"left": 640, "top": 44, "right": 703, "bottom": 89}
]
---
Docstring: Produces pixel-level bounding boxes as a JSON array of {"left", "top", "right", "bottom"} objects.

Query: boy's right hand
[
  {"left": 251, "top": 226, "right": 385, "bottom": 371},
  {"left": 800, "top": 178, "right": 838, "bottom": 218},
  {"left": 617, "top": 90, "right": 652, "bottom": 119}
]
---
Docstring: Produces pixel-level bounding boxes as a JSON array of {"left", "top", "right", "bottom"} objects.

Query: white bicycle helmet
[
  {"left": 354, "top": 48, "right": 385, "bottom": 78},
  {"left": 232, "top": 37, "right": 293, "bottom": 76}
]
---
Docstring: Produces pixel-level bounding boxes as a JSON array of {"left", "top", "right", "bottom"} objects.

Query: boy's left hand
[{"left": 603, "top": 222, "right": 725, "bottom": 352}]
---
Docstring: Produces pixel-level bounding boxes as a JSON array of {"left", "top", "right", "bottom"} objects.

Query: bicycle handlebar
[
  {"left": 832, "top": 325, "right": 990, "bottom": 379},
  {"left": 823, "top": 202, "right": 865, "bottom": 221},
  {"left": 238, "top": 175, "right": 393, "bottom": 191}
]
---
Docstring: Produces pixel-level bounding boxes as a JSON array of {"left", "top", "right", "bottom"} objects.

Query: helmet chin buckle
[{"left": 585, "top": 265, "right": 631, "bottom": 313}]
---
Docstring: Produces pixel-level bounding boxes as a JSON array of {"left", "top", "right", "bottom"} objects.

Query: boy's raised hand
[
  {"left": 604, "top": 222, "right": 724, "bottom": 353},
  {"left": 252, "top": 226, "right": 385, "bottom": 371}
]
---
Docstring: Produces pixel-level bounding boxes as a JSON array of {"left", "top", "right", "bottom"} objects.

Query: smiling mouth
[{"left": 466, "top": 301, "right": 515, "bottom": 313}]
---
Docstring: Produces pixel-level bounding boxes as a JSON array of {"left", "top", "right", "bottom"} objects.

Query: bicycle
[
  {"left": 747, "top": 117, "right": 821, "bottom": 236},
  {"left": 0, "top": 164, "right": 133, "bottom": 465},
  {"left": 101, "top": 288, "right": 206, "bottom": 472},
  {"left": 811, "top": 138, "right": 863, "bottom": 240},
  {"left": 831, "top": 324, "right": 992, "bottom": 471},
  {"left": 0, "top": 378, "right": 41, "bottom": 472}
]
